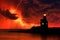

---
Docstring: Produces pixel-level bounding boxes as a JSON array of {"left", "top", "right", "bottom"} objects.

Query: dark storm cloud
[
  {"left": 22, "top": 0, "right": 39, "bottom": 9},
  {"left": 40, "top": 3, "right": 60, "bottom": 13},
  {"left": 22, "top": 0, "right": 60, "bottom": 14},
  {"left": 9, "top": 0, "right": 20, "bottom": 6},
  {"left": 4, "top": 0, "right": 19, "bottom": 4},
  {"left": 21, "top": 0, "right": 41, "bottom": 18},
  {"left": 38, "top": 0, "right": 60, "bottom": 4},
  {"left": 39, "top": 0, "right": 60, "bottom": 12},
  {"left": 21, "top": 0, "right": 60, "bottom": 25},
  {"left": 0, "top": 9, "right": 18, "bottom": 20},
  {"left": 0, "top": 0, "right": 20, "bottom": 7},
  {"left": 0, "top": 0, "right": 20, "bottom": 20},
  {"left": 48, "top": 13, "right": 60, "bottom": 22}
]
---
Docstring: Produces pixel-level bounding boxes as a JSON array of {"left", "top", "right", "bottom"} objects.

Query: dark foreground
[
  {"left": 3, "top": 28, "right": 60, "bottom": 35},
  {"left": 0, "top": 29, "right": 60, "bottom": 35},
  {"left": 0, "top": 32, "right": 60, "bottom": 40}
]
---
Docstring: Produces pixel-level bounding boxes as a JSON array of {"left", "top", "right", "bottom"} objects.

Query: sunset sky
[{"left": 0, "top": 0, "right": 60, "bottom": 29}]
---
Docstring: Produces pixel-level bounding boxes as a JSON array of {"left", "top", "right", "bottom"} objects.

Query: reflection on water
[
  {"left": 0, "top": 32, "right": 41, "bottom": 40},
  {"left": 0, "top": 32, "right": 60, "bottom": 40}
]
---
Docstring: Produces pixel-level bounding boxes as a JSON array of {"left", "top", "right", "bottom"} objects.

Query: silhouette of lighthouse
[{"left": 40, "top": 14, "right": 48, "bottom": 33}]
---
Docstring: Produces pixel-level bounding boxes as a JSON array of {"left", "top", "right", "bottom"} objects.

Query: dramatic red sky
[{"left": 0, "top": 0, "right": 60, "bottom": 29}]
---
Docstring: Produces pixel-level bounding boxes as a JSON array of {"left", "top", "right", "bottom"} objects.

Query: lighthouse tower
[{"left": 40, "top": 14, "right": 48, "bottom": 33}]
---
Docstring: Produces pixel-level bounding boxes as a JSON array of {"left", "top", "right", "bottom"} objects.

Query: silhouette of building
[
  {"left": 29, "top": 13, "right": 60, "bottom": 35},
  {"left": 29, "top": 13, "right": 48, "bottom": 34},
  {"left": 40, "top": 14, "right": 48, "bottom": 34},
  {"left": 40, "top": 14, "right": 48, "bottom": 28}
]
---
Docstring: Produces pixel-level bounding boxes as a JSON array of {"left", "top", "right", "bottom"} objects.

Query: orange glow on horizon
[{"left": 14, "top": 17, "right": 39, "bottom": 29}]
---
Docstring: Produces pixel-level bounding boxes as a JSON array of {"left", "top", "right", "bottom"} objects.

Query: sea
[{"left": 0, "top": 32, "right": 60, "bottom": 40}]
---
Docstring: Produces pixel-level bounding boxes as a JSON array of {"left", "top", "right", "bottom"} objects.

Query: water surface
[{"left": 0, "top": 32, "right": 60, "bottom": 40}]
